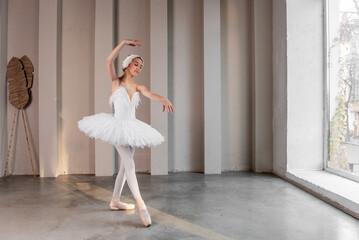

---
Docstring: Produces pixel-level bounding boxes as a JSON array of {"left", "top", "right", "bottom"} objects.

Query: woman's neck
[{"left": 120, "top": 72, "right": 134, "bottom": 84}]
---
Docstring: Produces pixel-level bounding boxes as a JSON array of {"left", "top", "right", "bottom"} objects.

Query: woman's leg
[
  {"left": 110, "top": 145, "right": 136, "bottom": 210},
  {"left": 114, "top": 145, "right": 141, "bottom": 199},
  {"left": 114, "top": 144, "right": 151, "bottom": 226},
  {"left": 112, "top": 145, "right": 136, "bottom": 198},
  {"left": 112, "top": 158, "right": 126, "bottom": 198}
]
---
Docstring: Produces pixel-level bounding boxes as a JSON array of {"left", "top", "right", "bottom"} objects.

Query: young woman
[{"left": 78, "top": 39, "right": 174, "bottom": 227}]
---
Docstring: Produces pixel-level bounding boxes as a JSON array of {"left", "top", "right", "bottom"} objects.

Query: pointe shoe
[
  {"left": 138, "top": 206, "right": 152, "bottom": 227},
  {"left": 110, "top": 199, "right": 135, "bottom": 211}
]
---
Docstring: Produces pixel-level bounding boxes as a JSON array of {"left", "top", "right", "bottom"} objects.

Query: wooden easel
[
  {"left": 3, "top": 56, "right": 36, "bottom": 180},
  {"left": 4, "top": 107, "right": 36, "bottom": 179}
]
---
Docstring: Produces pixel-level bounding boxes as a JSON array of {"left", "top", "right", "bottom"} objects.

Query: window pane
[{"left": 328, "top": 0, "right": 359, "bottom": 178}]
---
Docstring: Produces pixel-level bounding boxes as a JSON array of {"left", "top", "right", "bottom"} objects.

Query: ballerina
[{"left": 78, "top": 39, "right": 174, "bottom": 227}]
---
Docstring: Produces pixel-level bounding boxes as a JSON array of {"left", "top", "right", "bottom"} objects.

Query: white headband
[{"left": 122, "top": 54, "right": 144, "bottom": 70}]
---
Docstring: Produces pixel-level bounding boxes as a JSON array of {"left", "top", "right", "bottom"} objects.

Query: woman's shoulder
[{"left": 136, "top": 84, "right": 147, "bottom": 92}]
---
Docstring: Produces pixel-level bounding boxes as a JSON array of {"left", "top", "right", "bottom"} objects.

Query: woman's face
[{"left": 127, "top": 58, "right": 143, "bottom": 76}]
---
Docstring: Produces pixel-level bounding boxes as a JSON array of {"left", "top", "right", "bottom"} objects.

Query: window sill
[{"left": 285, "top": 170, "right": 359, "bottom": 219}]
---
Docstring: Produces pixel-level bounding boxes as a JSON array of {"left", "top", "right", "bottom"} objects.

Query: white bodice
[{"left": 109, "top": 86, "right": 140, "bottom": 120}]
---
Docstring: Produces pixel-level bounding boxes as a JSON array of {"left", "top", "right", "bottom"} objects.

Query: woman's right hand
[{"left": 122, "top": 39, "right": 141, "bottom": 47}]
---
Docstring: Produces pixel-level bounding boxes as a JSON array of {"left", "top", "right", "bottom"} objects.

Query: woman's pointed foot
[
  {"left": 138, "top": 205, "right": 151, "bottom": 227},
  {"left": 110, "top": 198, "right": 135, "bottom": 210}
]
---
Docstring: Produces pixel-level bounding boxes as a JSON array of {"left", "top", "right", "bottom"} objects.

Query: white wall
[
  {"left": 286, "top": 0, "right": 324, "bottom": 170},
  {"left": 203, "top": 0, "right": 222, "bottom": 174},
  {"left": 38, "top": 0, "right": 60, "bottom": 177},
  {"left": 272, "top": 0, "right": 287, "bottom": 176},
  {"left": 0, "top": 0, "right": 8, "bottom": 177},
  {"left": 150, "top": 0, "right": 169, "bottom": 175},
  {"left": 60, "top": 0, "right": 95, "bottom": 174},
  {"left": 221, "top": 0, "right": 252, "bottom": 171},
  {"left": 272, "top": 0, "right": 326, "bottom": 175},
  {"left": 251, "top": 0, "right": 273, "bottom": 172},
  {"left": 2, "top": 0, "right": 278, "bottom": 175},
  {"left": 168, "top": 0, "right": 204, "bottom": 172},
  {"left": 93, "top": 0, "right": 114, "bottom": 176},
  {"left": 6, "top": 0, "right": 39, "bottom": 175}
]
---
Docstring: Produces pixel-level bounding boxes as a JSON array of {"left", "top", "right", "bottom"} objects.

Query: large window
[{"left": 327, "top": 0, "right": 359, "bottom": 181}]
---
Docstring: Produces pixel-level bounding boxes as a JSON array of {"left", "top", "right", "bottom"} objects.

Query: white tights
[{"left": 112, "top": 144, "right": 141, "bottom": 200}]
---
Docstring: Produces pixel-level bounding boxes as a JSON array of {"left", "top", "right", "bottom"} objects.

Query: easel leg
[
  {"left": 4, "top": 110, "right": 17, "bottom": 180},
  {"left": 21, "top": 107, "right": 36, "bottom": 179}
]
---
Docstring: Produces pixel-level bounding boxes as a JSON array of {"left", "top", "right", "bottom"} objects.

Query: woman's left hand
[
  {"left": 123, "top": 39, "right": 141, "bottom": 47},
  {"left": 162, "top": 99, "right": 174, "bottom": 114}
]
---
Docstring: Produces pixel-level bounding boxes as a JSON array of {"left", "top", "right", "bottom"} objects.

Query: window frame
[{"left": 324, "top": 0, "right": 359, "bottom": 183}]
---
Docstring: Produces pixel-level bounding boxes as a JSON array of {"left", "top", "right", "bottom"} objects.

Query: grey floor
[{"left": 0, "top": 172, "right": 358, "bottom": 240}]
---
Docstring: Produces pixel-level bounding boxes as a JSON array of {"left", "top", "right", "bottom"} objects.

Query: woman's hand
[
  {"left": 122, "top": 39, "right": 141, "bottom": 47},
  {"left": 162, "top": 98, "right": 174, "bottom": 114}
]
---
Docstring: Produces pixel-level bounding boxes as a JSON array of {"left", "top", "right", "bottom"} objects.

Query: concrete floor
[{"left": 0, "top": 172, "right": 358, "bottom": 240}]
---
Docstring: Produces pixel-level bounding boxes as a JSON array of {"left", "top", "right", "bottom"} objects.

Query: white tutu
[{"left": 78, "top": 86, "right": 164, "bottom": 148}]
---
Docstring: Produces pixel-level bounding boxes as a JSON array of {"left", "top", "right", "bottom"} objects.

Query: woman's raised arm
[{"left": 106, "top": 39, "right": 141, "bottom": 82}]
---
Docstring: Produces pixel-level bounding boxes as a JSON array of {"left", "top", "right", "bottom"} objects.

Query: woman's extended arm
[
  {"left": 137, "top": 84, "right": 174, "bottom": 114},
  {"left": 106, "top": 39, "right": 141, "bottom": 82}
]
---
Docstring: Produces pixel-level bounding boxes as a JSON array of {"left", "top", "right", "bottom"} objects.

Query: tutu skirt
[{"left": 78, "top": 113, "right": 164, "bottom": 148}]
